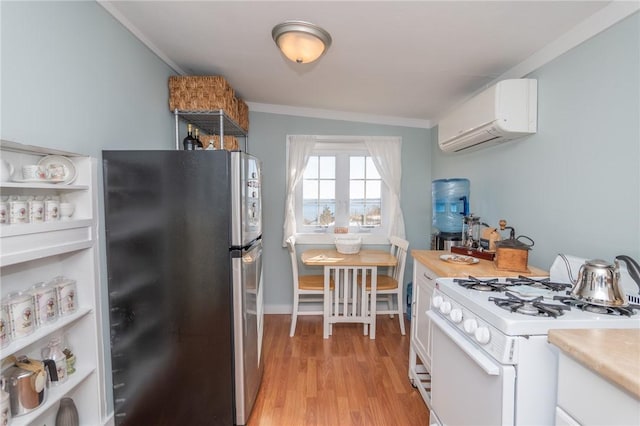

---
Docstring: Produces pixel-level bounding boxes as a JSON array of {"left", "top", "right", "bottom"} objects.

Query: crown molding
[
  {"left": 97, "top": 1, "right": 186, "bottom": 75},
  {"left": 247, "top": 102, "right": 433, "bottom": 129}
]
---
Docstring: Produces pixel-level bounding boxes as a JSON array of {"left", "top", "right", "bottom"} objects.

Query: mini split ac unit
[{"left": 438, "top": 79, "right": 538, "bottom": 153}]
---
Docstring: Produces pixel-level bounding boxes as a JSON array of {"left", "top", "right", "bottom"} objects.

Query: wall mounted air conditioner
[{"left": 438, "top": 79, "right": 538, "bottom": 153}]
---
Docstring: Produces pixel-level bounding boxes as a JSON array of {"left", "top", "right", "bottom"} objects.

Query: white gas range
[{"left": 427, "top": 255, "right": 640, "bottom": 426}]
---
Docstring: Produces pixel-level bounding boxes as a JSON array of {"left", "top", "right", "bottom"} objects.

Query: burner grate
[
  {"left": 553, "top": 296, "right": 639, "bottom": 317},
  {"left": 489, "top": 292, "right": 571, "bottom": 317},
  {"left": 454, "top": 276, "right": 515, "bottom": 292},
  {"left": 505, "top": 276, "right": 572, "bottom": 292}
]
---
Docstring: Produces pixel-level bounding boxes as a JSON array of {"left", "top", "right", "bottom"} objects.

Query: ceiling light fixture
[{"left": 272, "top": 20, "right": 332, "bottom": 64}]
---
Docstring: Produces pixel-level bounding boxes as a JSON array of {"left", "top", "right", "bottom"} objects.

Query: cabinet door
[
  {"left": 412, "top": 263, "right": 437, "bottom": 372},
  {"left": 557, "top": 351, "right": 640, "bottom": 425}
]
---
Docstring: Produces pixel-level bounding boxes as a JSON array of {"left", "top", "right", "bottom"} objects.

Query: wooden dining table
[{"left": 301, "top": 248, "right": 398, "bottom": 339}]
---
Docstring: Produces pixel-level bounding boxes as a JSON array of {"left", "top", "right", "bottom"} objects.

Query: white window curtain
[
  {"left": 283, "top": 135, "right": 317, "bottom": 246},
  {"left": 364, "top": 136, "right": 406, "bottom": 239}
]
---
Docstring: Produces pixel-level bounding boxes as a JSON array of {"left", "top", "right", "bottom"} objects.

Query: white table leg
[
  {"left": 323, "top": 266, "right": 331, "bottom": 339},
  {"left": 369, "top": 267, "right": 377, "bottom": 340}
]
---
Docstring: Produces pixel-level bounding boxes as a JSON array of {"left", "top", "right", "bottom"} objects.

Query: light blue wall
[
  {"left": 2, "top": 1, "right": 177, "bottom": 416},
  {"left": 431, "top": 12, "right": 640, "bottom": 270},
  {"left": 248, "top": 112, "right": 431, "bottom": 311},
  {"left": 1, "top": 2, "right": 176, "bottom": 153}
]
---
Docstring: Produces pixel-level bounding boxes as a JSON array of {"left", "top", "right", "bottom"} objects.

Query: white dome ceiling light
[{"left": 272, "top": 20, "right": 332, "bottom": 64}]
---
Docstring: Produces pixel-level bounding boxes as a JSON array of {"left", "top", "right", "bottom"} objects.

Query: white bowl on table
[{"left": 335, "top": 236, "right": 362, "bottom": 254}]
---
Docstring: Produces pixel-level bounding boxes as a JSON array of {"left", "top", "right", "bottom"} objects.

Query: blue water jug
[{"left": 432, "top": 178, "right": 470, "bottom": 234}]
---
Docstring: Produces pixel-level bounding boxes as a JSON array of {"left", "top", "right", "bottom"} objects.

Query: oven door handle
[{"left": 428, "top": 311, "right": 500, "bottom": 376}]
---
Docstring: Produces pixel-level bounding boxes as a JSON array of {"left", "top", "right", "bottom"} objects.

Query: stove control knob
[
  {"left": 432, "top": 295, "right": 443, "bottom": 309},
  {"left": 449, "top": 308, "right": 463, "bottom": 323},
  {"left": 439, "top": 301, "right": 452, "bottom": 315},
  {"left": 463, "top": 318, "right": 478, "bottom": 334},
  {"left": 474, "top": 326, "right": 491, "bottom": 345}
]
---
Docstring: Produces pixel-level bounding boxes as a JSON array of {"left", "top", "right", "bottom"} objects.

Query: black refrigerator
[{"left": 102, "top": 150, "right": 263, "bottom": 425}]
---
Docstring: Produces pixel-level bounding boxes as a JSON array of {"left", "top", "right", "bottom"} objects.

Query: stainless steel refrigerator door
[
  {"left": 231, "top": 152, "right": 262, "bottom": 247},
  {"left": 103, "top": 150, "right": 235, "bottom": 425},
  {"left": 232, "top": 240, "right": 264, "bottom": 425}
]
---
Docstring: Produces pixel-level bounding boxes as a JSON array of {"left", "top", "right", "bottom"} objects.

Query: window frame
[{"left": 293, "top": 141, "right": 391, "bottom": 245}]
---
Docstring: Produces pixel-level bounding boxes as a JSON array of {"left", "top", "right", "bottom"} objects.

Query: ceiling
[{"left": 100, "top": 1, "right": 618, "bottom": 128}]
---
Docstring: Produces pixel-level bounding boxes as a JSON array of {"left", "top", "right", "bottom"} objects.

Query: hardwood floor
[{"left": 248, "top": 315, "right": 430, "bottom": 426}]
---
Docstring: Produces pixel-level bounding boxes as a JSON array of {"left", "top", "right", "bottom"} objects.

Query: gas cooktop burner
[
  {"left": 553, "top": 296, "right": 640, "bottom": 317},
  {"left": 505, "top": 276, "right": 573, "bottom": 292},
  {"left": 454, "top": 276, "right": 514, "bottom": 292},
  {"left": 489, "top": 292, "right": 571, "bottom": 317}
]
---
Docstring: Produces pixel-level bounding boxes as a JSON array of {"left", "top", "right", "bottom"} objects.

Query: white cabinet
[
  {"left": 0, "top": 140, "right": 107, "bottom": 425},
  {"left": 408, "top": 260, "right": 438, "bottom": 408},
  {"left": 555, "top": 351, "right": 640, "bottom": 426}
]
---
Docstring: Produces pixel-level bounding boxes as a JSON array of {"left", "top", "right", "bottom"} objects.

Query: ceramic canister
[
  {"left": 31, "top": 282, "right": 58, "bottom": 326},
  {"left": 9, "top": 200, "right": 28, "bottom": 224},
  {"left": 0, "top": 200, "right": 8, "bottom": 224},
  {"left": 29, "top": 199, "right": 45, "bottom": 223},
  {"left": 0, "top": 301, "right": 11, "bottom": 348},
  {"left": 7, "top": 292, "right": 35, "bottom": 339},
  {"left": 0, "top": 377, "right": 10, "bottom": 426},
  {"left": 44, "top": 199, "right": 60, "bottom": 222},
  {"left": 53, "top": 277, "right": 77, "bottom": 316}
]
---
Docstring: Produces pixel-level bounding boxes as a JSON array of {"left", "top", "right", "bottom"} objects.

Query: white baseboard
[
  {"left": 264, "top": 304, "right": 292, "bottom": 314},
  {"left": 264, "top": 300, "right": 402, "bottom": 315}
]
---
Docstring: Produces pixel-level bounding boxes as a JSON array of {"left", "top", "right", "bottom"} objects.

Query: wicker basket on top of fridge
[{"left": 168, "top": 75, "right": 249, "bottom": 132}]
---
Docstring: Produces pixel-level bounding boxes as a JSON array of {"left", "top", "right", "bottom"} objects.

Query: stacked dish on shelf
[
  {"left": 7, "top": 155, "right": 77, "bottom": 185},
  {"left": 0, "top": 155, "right": 78, "bottom": 225}
]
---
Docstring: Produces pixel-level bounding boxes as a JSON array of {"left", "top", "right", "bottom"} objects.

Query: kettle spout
[{"left": 615, "top": 255, "right": 640, "bottom": 295}]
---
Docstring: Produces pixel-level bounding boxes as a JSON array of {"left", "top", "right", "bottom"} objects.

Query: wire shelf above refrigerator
[{"left": 174, "top": 109, "right": 247, "bottom": 137}]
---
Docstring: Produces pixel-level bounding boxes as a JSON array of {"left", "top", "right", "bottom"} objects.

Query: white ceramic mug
[
  {"left": 0, "top": 160, "right": 15, "bottom": 182},
  {"left": 22, "top": 164, "right": 47, "bottom": 180}
]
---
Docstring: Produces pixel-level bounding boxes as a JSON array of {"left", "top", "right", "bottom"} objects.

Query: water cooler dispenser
[{"left": 431, "top": 178, "right": 469, "bottom": 250}]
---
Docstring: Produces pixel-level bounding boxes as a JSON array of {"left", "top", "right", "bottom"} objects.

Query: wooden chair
[
  {"left": 363, "top": 236, "right": 409, "bottom": 335},
  {"left": 286, "top": 236, "right": 334, "bottom": 337}
]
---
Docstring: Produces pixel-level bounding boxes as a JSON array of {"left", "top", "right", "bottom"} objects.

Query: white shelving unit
[{"left": 0, "top": 140, "right": 107, "bottom": 425}]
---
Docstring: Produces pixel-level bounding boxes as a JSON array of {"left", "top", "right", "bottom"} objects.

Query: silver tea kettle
[
  {"left": 563, "top": 254, "right": 640, "bottom": 307},
  {"left": 2, "top": 357, "right": 47, "bottom": 417}
]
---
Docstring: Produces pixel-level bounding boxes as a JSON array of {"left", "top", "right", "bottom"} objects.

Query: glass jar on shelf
[{"left": 42, "top": 335, "right": 68, "bottom": 385}]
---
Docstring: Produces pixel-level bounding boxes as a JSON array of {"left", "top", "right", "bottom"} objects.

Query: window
[
  {"left": 349, "top": 156, "right": 382, "bottom": 227},
  {"left": 299, "top": 150, "right": 385, "bottom": 231},
  {"left": 284, "top": 136, "right": 405, "bottom": 245},
  {"left": 302, "top": 155, "right": 336, "bottom": 227}
]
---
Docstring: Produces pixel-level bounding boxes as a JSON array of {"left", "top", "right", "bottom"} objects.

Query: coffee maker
[{"left": 462, "top": 214, "right": 482, "bottom": 248}]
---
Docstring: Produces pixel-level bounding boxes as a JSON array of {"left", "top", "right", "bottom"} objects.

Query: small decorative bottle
[{"left": 63, "top": 344, "right": 77, "bottom": 375}]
